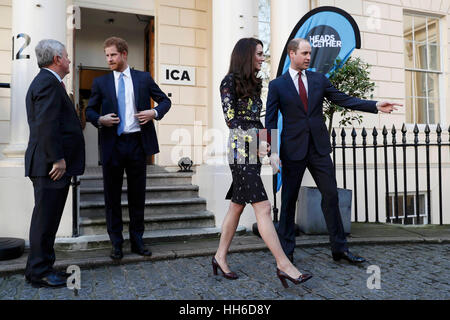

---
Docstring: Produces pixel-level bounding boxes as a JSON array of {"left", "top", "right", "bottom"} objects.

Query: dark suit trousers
[
  {"left": 102, "top": 132, "right": 146, "bottom": 247},
  {"left": 25, "top": 175, "right": 71, "bottom": 280},
  {"left": 278, "top": 135, "right": 348, "bottom": 256}
]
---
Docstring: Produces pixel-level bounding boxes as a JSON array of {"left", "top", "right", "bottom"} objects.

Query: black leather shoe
[
  {"left": 28, "top": 272, "right": 67, "bottom": 288},
  {"left": 110, "top": 245, "right": 123, "bottom": 260},
  {"left": 131, "top": 243, "right": 152, "bottom": 257},
  {"left": 51, "top": 268, "right": 70, "bottom": 278},
  {"left": 332, "top": 250, "right": 366, "bottom": 263}
]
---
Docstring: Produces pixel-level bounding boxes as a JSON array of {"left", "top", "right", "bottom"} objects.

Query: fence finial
[{"left": 436, "top": 123, "right": 442, "bottom": 144}]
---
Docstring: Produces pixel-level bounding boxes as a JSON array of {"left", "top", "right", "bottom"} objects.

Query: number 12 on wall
[{"left": 12, "top": 33, "right": 31, "bottom": 60}]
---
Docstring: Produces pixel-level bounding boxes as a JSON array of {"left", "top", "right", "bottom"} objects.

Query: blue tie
[{"left": 117, "top": 73, "right": 126, "bottom": 136}]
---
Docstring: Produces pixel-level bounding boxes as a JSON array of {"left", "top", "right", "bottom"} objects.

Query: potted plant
[{"left": 297, "top": 57, "right": 375, "bottom": 234}]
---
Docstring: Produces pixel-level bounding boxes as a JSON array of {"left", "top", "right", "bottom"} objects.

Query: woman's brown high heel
[
  {"left": 276, "top": 268, "right": 312, "bottom": 288},
  {"left": 212, "top": 257, "right": 238, "bottom": 280}
]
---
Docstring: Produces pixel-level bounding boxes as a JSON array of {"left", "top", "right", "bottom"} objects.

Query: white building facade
[{"left": 0, "top": 0, "right": 449, "bottom": 241}]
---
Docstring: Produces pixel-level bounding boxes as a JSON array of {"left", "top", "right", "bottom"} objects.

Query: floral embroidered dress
[{"left": 220, "top": 73, "right": 268, "bottom": 205}]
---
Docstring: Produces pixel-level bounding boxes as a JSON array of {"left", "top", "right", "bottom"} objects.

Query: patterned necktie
[
  {"left": 298, "top": 71, "right": 308, "bottom": 113},
  {"left": 117, "top": 73, "right": 126, "bottom": 136}
]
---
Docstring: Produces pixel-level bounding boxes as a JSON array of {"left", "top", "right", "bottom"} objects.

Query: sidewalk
[{"left": 1, "top": 222, "right": 450, "bottom": 276}]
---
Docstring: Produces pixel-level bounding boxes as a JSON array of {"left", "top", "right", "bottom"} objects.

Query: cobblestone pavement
[{"left": 0, "top": 243, "right": 449, "bottom": 300}]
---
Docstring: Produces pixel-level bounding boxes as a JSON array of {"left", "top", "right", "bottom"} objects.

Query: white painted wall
[{"left": 74, "top": 0, "right": 154, "bottom": 16}]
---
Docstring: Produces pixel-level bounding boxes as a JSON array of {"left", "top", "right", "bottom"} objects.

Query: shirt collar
[
  {"left": 114, "top": 66, "right": 131, "bottom": 79},
  {"left": 289, "top": 67, "right": 306, "bottom": 79},
  {"left": 43, "top": 68, "right": 62, "bottom": 82}
]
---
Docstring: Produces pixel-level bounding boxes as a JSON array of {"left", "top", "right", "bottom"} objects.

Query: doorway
[{"left": 74, "top": 8, "right": 155, "bottom": 166}]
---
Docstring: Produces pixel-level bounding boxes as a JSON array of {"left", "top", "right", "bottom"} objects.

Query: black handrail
[
  {"left": 71, "top": 176, "right": 80, "bottom": 237},
  {"left": 0, "top": 83, "right": 10, "bottom": 88}
]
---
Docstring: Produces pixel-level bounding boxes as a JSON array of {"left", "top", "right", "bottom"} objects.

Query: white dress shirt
[
  {"left": 288, "top": 67, "right": 308, "bottom": 97},
  {"left": 113, "top": 66, "right": 140, "bottom": 133}
]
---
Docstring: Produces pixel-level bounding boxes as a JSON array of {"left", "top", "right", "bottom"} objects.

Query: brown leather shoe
[
  {"left": 277, "top": 268, "right": 312, "bottom": 288},
  {"left": 212, "top": 257, "right": 238, "bottom": 280}
]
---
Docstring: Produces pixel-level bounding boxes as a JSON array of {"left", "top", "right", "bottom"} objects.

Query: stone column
[
  {"left": 2, "top": 0, "right": 66, "bottom": 164},
  {"left": 211, "top": 0, "right": 258, "bottom": 157},
  {"left": 0, "top": 0, "right": 71, "bottom": 239},
  {"left": 270, "top": 0, "right": 310, "bottom": 78},
  {"left": 199, "top": 0, "right": 259, "bottom": 228}
]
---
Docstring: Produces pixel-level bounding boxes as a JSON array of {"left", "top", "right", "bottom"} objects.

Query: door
[{"left": 145, "top": 17, "right": 156, "bottom": 165}]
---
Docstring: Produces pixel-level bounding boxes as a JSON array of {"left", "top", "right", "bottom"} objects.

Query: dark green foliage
[{"left": 324, "top": 56, "right": 375, "bottom": 136}]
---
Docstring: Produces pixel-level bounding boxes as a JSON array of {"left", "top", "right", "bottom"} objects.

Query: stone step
[
  {"left": 79, "top": 210, "right": 216, "bottom": 235},
  {"left": 55, "top": 226, "right": 248, "bottom": 251},
  {"left": 79, "top": 172, "right": 194, "bottom": 188},
  {"left": 80, "top": 184, "right": 200, "bottom": 202},
  {"left": 83, "top": 165, "right": 169, "bottom": 175},
  {"left": 80, "top": 197, "right": 208, "bottom": 218}
]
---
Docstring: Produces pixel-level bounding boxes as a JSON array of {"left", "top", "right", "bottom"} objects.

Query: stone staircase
[{"left": 56, "top": 166, "right": 245, "bottom": 250}]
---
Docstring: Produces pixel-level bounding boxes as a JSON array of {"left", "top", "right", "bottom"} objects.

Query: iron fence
[{"left": 331, "top": 123, "right": 449, "bottom": 225}]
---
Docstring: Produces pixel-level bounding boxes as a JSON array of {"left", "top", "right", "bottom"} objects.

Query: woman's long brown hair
[{"left": 228, "top": 38, "right": 263, "bottom": 99}]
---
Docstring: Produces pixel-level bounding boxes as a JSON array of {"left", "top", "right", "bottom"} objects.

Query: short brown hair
[
  {"left": 103, "top": 37, "right": 128, "bottom": 53},
  {"left": 286, "top": 38, "right": 308, "bottom": 55}
]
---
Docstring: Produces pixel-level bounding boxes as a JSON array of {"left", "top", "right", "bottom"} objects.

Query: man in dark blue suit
[
  {"left": 25, "top": 39, "right": 85, "bottom": 287},
  {"left": 86, "top": 37, "right": 171, "bottom": 260},
  {"left": 265, "top": 38, "right": 401, "bottom": 264}
]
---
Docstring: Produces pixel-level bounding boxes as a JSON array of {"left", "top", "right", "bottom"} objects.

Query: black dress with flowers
[{"left": 220, "top": 73, "right": 268, "bottom": 205}]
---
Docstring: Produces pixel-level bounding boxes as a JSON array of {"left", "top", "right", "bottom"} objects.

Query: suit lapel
[
  {"left": 107, "top": 72, "right": 119, "bottom": 114},
  {"left": 306, "top": 70, "right": 315, "bottom": 115},
  {"left": 130, "top": 69, "right": 140, "bottom": 110},
  {"left": 282, "top": 71, "right": 305, "bottom": 114}
]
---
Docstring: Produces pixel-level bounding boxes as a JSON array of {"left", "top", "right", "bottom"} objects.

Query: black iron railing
[{"left": 331, "top": 123, "right": 449, "bottom": 225}]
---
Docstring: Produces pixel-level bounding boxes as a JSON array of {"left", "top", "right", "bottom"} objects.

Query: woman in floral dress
[{"left": 212, "top": 38, "right": 312, "bottom": 288}]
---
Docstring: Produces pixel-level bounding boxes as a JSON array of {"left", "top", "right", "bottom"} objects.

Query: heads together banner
[{"left": 274, "top": 6, "right": 361, "bottom": 192}]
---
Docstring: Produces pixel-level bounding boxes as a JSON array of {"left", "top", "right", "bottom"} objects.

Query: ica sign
[{"left": 161, "top": 65, "right": 195, "bottom": 86}]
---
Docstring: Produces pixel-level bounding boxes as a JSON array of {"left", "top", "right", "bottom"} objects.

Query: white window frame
[
  {"left": 404, "top": 12, "right": 446, "bottom": 130},
  {"left": 387, "top": 193, "right": 428, "bottom": 225}
]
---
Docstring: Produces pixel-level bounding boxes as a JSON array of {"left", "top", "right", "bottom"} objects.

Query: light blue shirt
[{"left": 43, "top": 68, "right": 63, "bottom": 83}]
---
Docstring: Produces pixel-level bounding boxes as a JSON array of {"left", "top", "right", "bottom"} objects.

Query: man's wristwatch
[{"left": 97, "top": 116, "right": 103, "bottom": 128}]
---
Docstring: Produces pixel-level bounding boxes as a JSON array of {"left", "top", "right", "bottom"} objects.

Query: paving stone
[{"left": 1, "top": 243, "right": 449, "bottom": 300}]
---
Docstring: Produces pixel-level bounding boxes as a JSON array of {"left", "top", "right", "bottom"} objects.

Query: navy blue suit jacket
[
  {"left": 86, "top": 69, "right": 171, "bottom": 164},
  {"left": 265, "top": 70, "right": 378, "bottom": 161},
  {"left": 25, "top": 69, "right": 85, "bottom": 177}
]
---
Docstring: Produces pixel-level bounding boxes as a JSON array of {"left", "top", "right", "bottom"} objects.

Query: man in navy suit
[
  {"left": 265, "top": 38, "right": 401, "bottom": 264},
  {"left": 86, "top": 37, "right": 171, "bottom": 260},
  {"left": 25, "top": 39, "right": 85, "bottom": 287}
]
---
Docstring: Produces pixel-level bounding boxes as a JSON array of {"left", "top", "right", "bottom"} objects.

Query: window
[
  {"left": 387, "top": 193, "right": 427, "bottom": 225},
  {"left": 403, "top": 13, "right": 441, "bottom": 124}
]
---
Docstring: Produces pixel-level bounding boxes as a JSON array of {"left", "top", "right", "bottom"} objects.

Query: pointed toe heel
[
  {"left": 212, "top": 260, "right": 218, "bottom": 276},
  {"left": 212, "top": 257, "right": 238, "bottom": 280},
  {"left": 276, "top": 268, "right": 312, "bottom": 288},
  {"left": 277, "top": 273, "right": 290, "bottom": 288}
]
